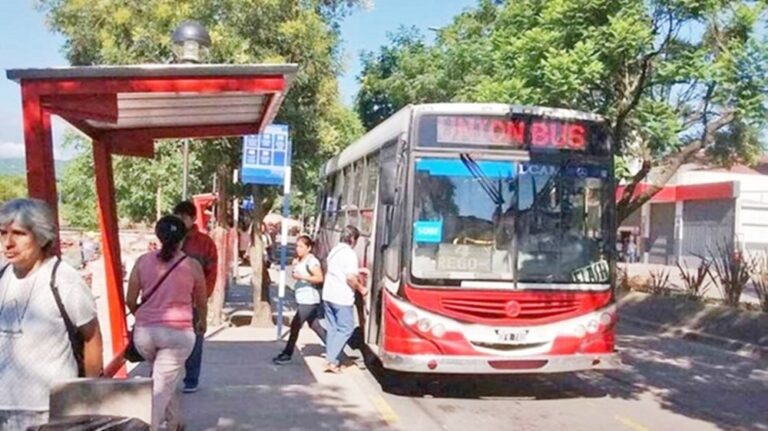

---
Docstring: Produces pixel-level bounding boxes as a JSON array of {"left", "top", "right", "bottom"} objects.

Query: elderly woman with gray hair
[{"left": 0, "top": 198, "right": 102, "bottom": 430}]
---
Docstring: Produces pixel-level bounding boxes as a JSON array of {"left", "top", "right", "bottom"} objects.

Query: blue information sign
[{"left": 241, "top": 124, "right": 291, "bottom": 185}]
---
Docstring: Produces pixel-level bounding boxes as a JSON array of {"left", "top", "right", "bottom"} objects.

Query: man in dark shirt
[{"left": 174, "top": 201, "right": 218, "bottom": 393}]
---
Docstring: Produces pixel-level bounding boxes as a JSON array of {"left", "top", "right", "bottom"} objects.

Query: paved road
[{"left": 359, "top": 322, "right": 768, "bottom": 431}]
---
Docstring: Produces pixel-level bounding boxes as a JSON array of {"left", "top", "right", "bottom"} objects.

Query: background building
[{"left": 619, "top": 156, "right": 768, "bottom": 265}]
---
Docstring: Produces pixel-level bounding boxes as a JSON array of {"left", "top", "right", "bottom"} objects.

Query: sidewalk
[
  {"left": 177, "top": 326, "right": 395, "bottom": 430},
  {"left": 166, "top": 264, "right": 399, "bottom": 430},
  {"left": 619, "top": 291, "right": 768, "bottom": 360}
]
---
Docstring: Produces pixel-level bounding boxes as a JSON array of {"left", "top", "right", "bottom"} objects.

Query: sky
[{"left": 0, "top": 0, "right": 475, "bottom": 161}]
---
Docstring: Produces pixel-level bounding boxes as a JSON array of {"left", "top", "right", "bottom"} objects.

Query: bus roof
[{"left": 321, "top": 103, "right": 605, "bottom": 176}]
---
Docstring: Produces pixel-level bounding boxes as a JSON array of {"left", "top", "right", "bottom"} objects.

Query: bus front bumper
[{"left": 380, "top": 351, "right": 621, "bottom": 374}]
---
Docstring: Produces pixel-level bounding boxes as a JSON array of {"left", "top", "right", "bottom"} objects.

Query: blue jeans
[
  {"left": 184, "top": 310, "right": 204, "bottom": 387},
  {"left": 184, "top": 332, "right": 203, "bottom": 387},
  {"left": 324, "top": 301, "right": 355, "bottom": 366}
]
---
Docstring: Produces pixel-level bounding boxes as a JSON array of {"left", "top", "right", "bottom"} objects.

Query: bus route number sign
[
  {"left": 437, "top": 244, "right": 492, "bottom": 273},
  {"left": 571, "top": 260, "right": 610, "bottom": 283}
]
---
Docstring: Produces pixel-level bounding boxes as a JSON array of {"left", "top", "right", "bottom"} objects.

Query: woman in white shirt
[
  {"left": 272, "top": 235, "right": 326, "bottom": 364},
  {"left": 0, "top": 198, "right": 102, "bottom": 430}
]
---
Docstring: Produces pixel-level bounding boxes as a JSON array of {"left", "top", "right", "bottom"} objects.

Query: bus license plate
[{"left": 495, "top": 328, "right": 529, "bottom": 343}]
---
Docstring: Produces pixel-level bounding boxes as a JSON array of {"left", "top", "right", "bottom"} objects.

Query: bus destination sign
[{"left": 435, "top": 116, "right": 588, "bottom": 151}]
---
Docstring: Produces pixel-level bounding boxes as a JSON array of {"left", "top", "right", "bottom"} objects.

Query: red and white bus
[{"left": 315, "top": 103, "right": 619, "bottom": 374}]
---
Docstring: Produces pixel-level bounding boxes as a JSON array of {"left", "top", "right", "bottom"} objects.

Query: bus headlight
[
  {"left": 431, "top": 324, "right": 446, "bottom": 338},
  {"left": 403, "top": 310, "right": 418, "bottom": 325},
  {"left": 574, "top": 325, "right": 587, "bottom": 338},
  {"left": 599, "top": 312, "right": 613, "bottom": 326},
  {"left": 587, "top": 320, "right": 600, "bottom": 334},
  {"left": 417, "top": 318, "right": 431, "bottom": 332}
]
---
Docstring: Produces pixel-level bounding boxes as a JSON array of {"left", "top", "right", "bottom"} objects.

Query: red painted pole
[
  {"left": 93, "top": 140, "right": 128, "bottom": 378},
  {"left": 20, "top": 86, "right": 60, "bottom": 252}
]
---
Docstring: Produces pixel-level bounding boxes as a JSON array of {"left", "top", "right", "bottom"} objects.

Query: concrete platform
[{"left": 176, "top": 326, "right": 397, "bottom": 431}]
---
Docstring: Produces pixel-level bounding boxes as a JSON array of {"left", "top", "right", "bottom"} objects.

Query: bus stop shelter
[{"left": 6, "top": 64, "right": 298, "bottom": 375}]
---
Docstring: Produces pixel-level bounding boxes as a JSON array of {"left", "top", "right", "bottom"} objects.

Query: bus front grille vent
[{"left": 441, "top": 297, "right": 581, "bottom": 321}]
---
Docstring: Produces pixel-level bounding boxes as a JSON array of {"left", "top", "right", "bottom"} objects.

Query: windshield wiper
[
  {"left": 459, "top": 153, "right": 518, "bottom": 286},
  {"left": 459, "top": 153, "right": 504, "bottom": 206}
]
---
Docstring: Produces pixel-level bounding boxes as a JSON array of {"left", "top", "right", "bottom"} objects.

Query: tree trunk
[
  {"left": 248, "top": 185, "right": 273, "bottom": 326},
  {"left": 216, "top": 165, "right": 229, "bottom": 228},
  {"left": 210, "top": 226, "right": 228, "bottom": 326},
  {"left": 248, "top": 233, "right": 272, "bottom": 326},
  {"left": 209, "top": 165, "right": 231, "bottom": 325}
]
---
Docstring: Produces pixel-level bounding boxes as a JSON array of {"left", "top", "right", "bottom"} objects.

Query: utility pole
[{"left": 182, "top": 139, "right": 189, "bottom": 200}]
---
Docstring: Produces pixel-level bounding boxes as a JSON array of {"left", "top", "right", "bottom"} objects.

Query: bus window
[
  {"left": 342, "top": 166, "right": 354, "bottom": 209},
  {"left": 410, "top": 157, "right": 610, "bottom": 285},
  {"left": 323, "top": 195, "right": 336, "bottom": 230},
  {"left": 351, "top": 162, "right": 364, "bottom": 209},
  {"left": 347, "top": 206, "right": 360, "bottom": 229},
  {"left": 516, "top": 164, "right": 607, "bottom": 283},
  {"left": 334, "top": 195, "right": 346, "bottom": 231},
  {"left": 364, "top": 155, "right": 378, "bottom": 208},
  {"left": 360, "top": 209, "right": 374, "bottom": 234},
  {"left": 360, "top": 155, "right": 379, "bottom": 234}
]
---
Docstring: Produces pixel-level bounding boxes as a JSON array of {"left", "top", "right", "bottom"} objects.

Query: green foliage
[
  {"left": 706, "top": 242, "right": 756, "bottom": 306},
  {"left": 676, "top": 258, "right": 713, "bottom": 299},
  {"left": 0, "top": 175, "right": 27, "bottom": 205},
  {"left": 59, "top": 133, "right": 203, "bottom": 228},
  {"left": 58, "top": 138, "right": 97, "bottom": 228},
  {"left": 37, "top": 0, "right": 366, "bottom": 221},
  {"left": 356, "top": 0, "right": 768, "bottom": 218}
]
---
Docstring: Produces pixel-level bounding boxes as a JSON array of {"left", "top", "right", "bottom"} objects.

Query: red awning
[{"left": 616, "top": 181, "right": 737, "bottom": 203}]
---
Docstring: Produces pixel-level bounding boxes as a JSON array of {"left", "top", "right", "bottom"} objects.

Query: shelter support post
[
  {"left": 276, "top": 167, "right": 291, "bottom": 339},
  {"left": 21, "top": 87, "right": 60, "bottom": 251},
  {"left": 93, "top": 140, "right": 128, "bottom": 377}
]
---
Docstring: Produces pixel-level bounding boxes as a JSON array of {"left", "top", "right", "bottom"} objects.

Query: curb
[
  {"left": 621, "top": 314, "right": 768, "bottom": 361},
  {"left": 203, "top": 324, "right": 228, "bottom": 339}
]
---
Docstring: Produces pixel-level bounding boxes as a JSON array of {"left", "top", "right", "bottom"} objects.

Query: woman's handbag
[
  {"left": 123, "top": 333, "right": 144, "bottom": 363},
  {"left": 294, "top": 261, "right": 322, "bottom": 305},
  {"left": 294, "top": 279, "right": 321, "bottom": 305},
  {"left": 124, "top": 256, "right": 187, "bottom": 363}
]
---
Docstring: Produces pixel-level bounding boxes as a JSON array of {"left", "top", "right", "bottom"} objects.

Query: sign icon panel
[{"left": 241, "top": 124, "right": 291, "bottom": 185}]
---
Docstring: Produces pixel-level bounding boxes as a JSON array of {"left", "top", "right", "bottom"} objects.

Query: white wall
[{"left": 739, "top": 202, "right": 768, "bottom": 251}]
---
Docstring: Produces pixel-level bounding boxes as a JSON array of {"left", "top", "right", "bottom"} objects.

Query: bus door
[{"left": 366, "top": 140, "right": 401, "bottom": 348}]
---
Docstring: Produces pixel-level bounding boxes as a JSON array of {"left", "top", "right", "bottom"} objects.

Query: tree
[
  {"left": 59, "top": 133, "right": 204, "bottom": 228},
  {"left": 356, "top": 0, "right": 768, "bottom": 221},
  {"left": 38, "top": 0, "right": 366, "bottom": 322},
  {"left": 0, "top": 175, "right": 27, "bottom": 205},
  {"left": 38, "top": 0, "right": 366, "bottom": 216}
]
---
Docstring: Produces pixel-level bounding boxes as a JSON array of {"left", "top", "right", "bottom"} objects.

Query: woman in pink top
[{"left": 127, "top": 215, "right": 207, "bottom": 431}]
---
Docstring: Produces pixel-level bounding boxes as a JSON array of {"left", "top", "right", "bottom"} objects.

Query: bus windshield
[{"left": 410, "top": 156, "right": 610, "bottom": 286}]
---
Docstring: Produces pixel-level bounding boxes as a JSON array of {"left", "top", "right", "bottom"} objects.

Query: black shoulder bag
[
  {"left": 124, "top": 255, "right": 187, "bottom": 363},
  {"left": 48, "top": 257, "right": 87, "bottom": 377}
]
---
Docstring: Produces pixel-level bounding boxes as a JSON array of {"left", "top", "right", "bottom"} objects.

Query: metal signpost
[{"left": 241, "top": 124, "right": 291, "bottom": 339}]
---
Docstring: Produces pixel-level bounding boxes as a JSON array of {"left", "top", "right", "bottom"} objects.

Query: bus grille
[{"left": 441, "top": 297, "right": 581, "bottom": 321}]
